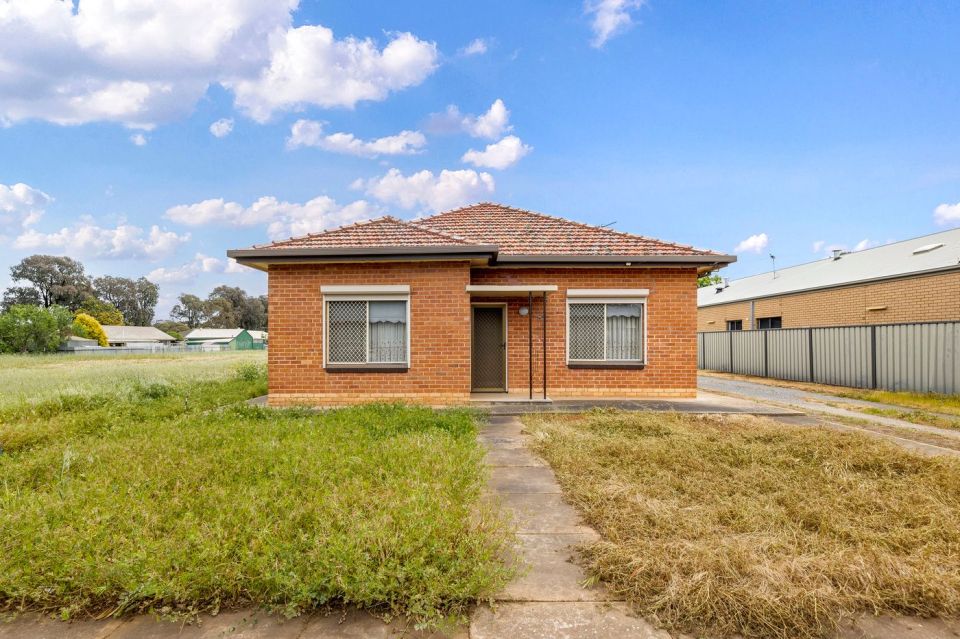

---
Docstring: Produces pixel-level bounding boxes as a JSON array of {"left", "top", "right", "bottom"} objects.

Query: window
[
  {"left": 325, "top": 298, "right": 409, "bottom": 368},
  {"left": 726, "top": 319, "right": 743, "bottom": 331},
  {"left": 568, "top": 300, "right": 645, "bottom": 364},
  {"left": 757, "top": 316, "right": 782, "bottom": 330}
]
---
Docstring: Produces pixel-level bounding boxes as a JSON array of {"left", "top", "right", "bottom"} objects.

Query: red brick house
[{"left": 228, "top": 203, "right": 734, "bottom": 406}]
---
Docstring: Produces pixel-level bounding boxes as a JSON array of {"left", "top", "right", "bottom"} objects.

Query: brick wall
[
  {"left": 268, "top": 261, "right": 472, "bottom": 406},
  {"left": 268, "top": 262, "right": 700, "bottom": 405},
  {"left": 697, "top": 269, "right": 960, "bottom": 331},
  {"left": 470, "top": 266, "right": 698, "bottom": 398}
]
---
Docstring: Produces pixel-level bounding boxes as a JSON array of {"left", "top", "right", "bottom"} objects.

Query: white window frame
[
  {"left": 565, "top": 290, "right": 648, "bottom": 365},
  {"left": 322, "top": 287, "right": 411, "bottom": 369}
]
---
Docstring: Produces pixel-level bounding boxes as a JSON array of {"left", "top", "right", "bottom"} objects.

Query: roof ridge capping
[{"left": 418, "top": 201, "right": 726, "bottom": 257}]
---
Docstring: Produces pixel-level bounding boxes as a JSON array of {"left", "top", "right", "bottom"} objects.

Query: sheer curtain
[
  {"left": 368, "top": 301, "right": 407, "bottom": 363},
  {"left": 605, "top": 303, "right": 642, "bottom": 360}
]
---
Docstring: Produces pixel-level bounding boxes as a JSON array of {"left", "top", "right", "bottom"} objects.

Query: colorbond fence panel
[{"left": 698, "top": 321, "right": 960, "bottom": 395}]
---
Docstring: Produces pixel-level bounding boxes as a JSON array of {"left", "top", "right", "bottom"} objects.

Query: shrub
[
  {"left": 0, "top": 305, "right": 65, "bottom": 353},
  {"left": 235, "top": 362, "right": 266, "bottom": 381},
  {"left": 72, "top": 313, "right": 108, "bottom": 347}
]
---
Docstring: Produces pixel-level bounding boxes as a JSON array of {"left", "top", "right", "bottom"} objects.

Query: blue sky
[{"left": 2, "top": 1, "right": 959, "bottom": 318}]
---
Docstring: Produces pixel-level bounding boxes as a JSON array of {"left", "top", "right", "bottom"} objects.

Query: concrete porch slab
[{"left": 479, "top": 391, "right": 803, "bottom": 416}]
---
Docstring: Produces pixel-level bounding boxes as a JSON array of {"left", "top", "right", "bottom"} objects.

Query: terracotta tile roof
[
  {"left": 252, "top": 216, "right": 485, "bottom": 250},
  {"left": 238, "top": 203, "right": 728, "bottom": 261},
  {"left": 414, "top": 203, "right": 719, "bottom": 257}
]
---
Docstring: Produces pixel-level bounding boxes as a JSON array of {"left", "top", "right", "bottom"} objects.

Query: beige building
[{"left": 698, "top": 229, "right": 960, "bottom": 332}]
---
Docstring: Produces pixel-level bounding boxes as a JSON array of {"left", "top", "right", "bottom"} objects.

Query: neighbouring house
[
  {"left": 59, "top": 335, "right": 100, "bottom": 351},
  {"left": 698, "top": 228, "right": 960, "bottom": 331},
  {"left": 248, "top": 330, "right": 268, "bottom": 345},
  {"left": 101, "top": 325, "right": 177, "bottom": 348},
  {"left": 184, "top": 328, "right": 256, "bottom": 350},
  {"left": 228, "top": 203, "right": 733, "bottom": 406}
]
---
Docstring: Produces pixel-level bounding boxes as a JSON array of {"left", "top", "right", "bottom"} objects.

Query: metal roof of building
[
  {"left": 184, "top": 328, "right": 247, "bottom": 340},
  {"left": 101, "top": 325, "right": 177, "bottom": 342},
  {"left": 699, "top": 227, "right": 960, "bottom": 308}
]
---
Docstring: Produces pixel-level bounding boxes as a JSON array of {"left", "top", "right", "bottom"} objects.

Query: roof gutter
[
  {"left": 492, "top": 254, "right": 737, "bottom": 266},
  {"left": 227, "top": 244, "right": 499, "bottom": 259}
]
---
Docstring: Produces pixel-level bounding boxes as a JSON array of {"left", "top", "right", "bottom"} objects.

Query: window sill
[
  {"left": 567, "top": 361, "right": 646, "bottom": 370},
  {"left": 325, "top": 365, "right": 409, "bottom": 373}
]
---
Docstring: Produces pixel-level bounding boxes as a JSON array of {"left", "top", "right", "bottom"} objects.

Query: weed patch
[{"left": 526, "top": 410, "right": 960, "bottom": 639}]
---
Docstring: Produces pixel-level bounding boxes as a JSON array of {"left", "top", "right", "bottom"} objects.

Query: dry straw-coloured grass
[{"left": 525, "top": 410, "right": 960, "bottom": 639}]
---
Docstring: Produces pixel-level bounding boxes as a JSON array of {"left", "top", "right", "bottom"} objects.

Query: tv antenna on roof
[
  {"left": 770, "top": 254, "right": 777, "bottom": 279},
  {"left": 598, "top": 221, "right": 616, "bottom": 228}
]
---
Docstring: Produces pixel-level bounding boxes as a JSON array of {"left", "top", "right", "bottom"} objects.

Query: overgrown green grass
[
  {"left": 527, "top": 410, "right": 960, "bottom": 639},
  {"left": 0, "top": 351, "right": 266, "bottom": 409},
  {"left": 0, "top": 364, "right": 513, "bottom": 625}
]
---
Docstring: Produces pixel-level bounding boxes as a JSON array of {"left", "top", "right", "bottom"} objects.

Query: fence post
[
  {"left": 808, "top": 328, "right": 815, "bottom": 383},
  {"left": 763, "top": 330, "right": 769, "bottom": 378},
  {"left": 729, "top": 331, "right": 734, "bottom": 373},
  {"left": 870, "top": 325, "right": 878, "bottom": 389}
]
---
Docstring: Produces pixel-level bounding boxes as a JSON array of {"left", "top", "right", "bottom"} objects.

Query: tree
[
  {"left": 206, "top": 286, "right": 267, "bottom": 329},
  {"left": 72, "top": 313, "right": 109, "bottom": 347},
  {"left": 93, "top": 276, "right": 159, "bottom": 325},
  {"left": 0, "top": 304, "right": 69, "bottom": 353},
  {"left": 130, "top": 277, "right": 159, "bottom": 325},
  {"left": 1, "top": 286, "right": 41, "bottom": 311},
  {"left": 698, "top": 274, "right": 723, "bottom": 288},
  {"left": 203, "top": 296, "right": 239, "bottom": 328},
  {"left": 78, "top": 296, "right": 124, "bottom": 326},
  {"left": 4, "top": 255, "right": 92, "bottom": 310},
  {"left": 170, "top": 294, "right": 207, "bottom": 328},
  {"left": 153, "top": 320, "right": 189, "bottom": 341}
]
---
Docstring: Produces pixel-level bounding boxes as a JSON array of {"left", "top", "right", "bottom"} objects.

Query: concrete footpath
[
  {"left": 470, "top": 415, "right": 669, "bottom": 639},
  {"left": 698, "top": 374, "right": 960, "bottom": 457}
]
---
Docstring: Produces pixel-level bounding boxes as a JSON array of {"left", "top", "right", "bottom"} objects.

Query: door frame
[{"left": 470, "top": 302, "right": 508, "bottom": 392}]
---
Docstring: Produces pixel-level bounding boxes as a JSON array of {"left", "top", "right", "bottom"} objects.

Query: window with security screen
[
  {"left": 567, "top": 300, "right": 645, "bottom": 363},
  {"left": 325, "top": 299, "right": 408, "bottom": 366}
]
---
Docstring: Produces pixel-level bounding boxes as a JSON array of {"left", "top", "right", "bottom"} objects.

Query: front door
[{"left": 471, "top": 305, "right": 506, "bottom": 391}]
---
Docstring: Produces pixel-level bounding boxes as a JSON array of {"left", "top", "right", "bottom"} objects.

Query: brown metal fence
[{"left": 698, "top": 321, "right": 960, "bottom": 394}]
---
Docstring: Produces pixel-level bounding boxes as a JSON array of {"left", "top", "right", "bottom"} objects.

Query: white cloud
[
  {"left": 427, "top": 99, "right": 512, "bottom": 140},
  {"left": 129, "top": 132, "right": 147, "bottom": 146},
  {"left": 286, "top": 119, "right": 426, "bottom": 157},
  {"left": 356, "top": 168, "right": 495, "bottom": 212},
  {"left": 227, "top": 28, "right": 439, "bottom": 122},
  {"left": 585, "top": 0, "right": 644, "bottom": 48},
  {"left": 0, "top": 0, "right": 294, "bottom": 129},
  {"left": 814, "top": 238, "right": 882, "bottom": 256},
  {"left": 164, "top": 195, "right": 375, "bottom": 239},
  {"left": 0, "top": 3, "right": 437, "bottom": 129},
  {"left": 934, "top": 202, "right": 960, "bottom": 226},
  {"left": 461, "top": 135, "right": 532, "bottom": 169},
  {"left": 147, "top": 253, "right": 242, "bottom": 284},
  {"left": 460, "top": 38, "right": 488, "bottom": 56},
  {"left": 13, "top": 220, "right": 189, "bottom": 259},
  {"left": 0, "top": 182, "right": 51, "bottom": 229},
  {"left": 734, "top": 232, "right": 769, "bottom": 254},
  {"left": 209, "top": 118, "right": 234, "bottom": 138}
]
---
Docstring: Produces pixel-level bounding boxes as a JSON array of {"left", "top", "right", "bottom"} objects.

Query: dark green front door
[{"left": 471, "top": 306, "right": 506, "bottom": 391}]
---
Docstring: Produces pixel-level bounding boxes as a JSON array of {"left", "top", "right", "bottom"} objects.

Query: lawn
[
  {"left": 0, "top": 350, "right": 267, "bottom": 409},
  {"left": 0, "top": 355, "right": 513, "bottom": 625},
  {"left": 526, "top": 410, "right": 960, "bottom": 639}
]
